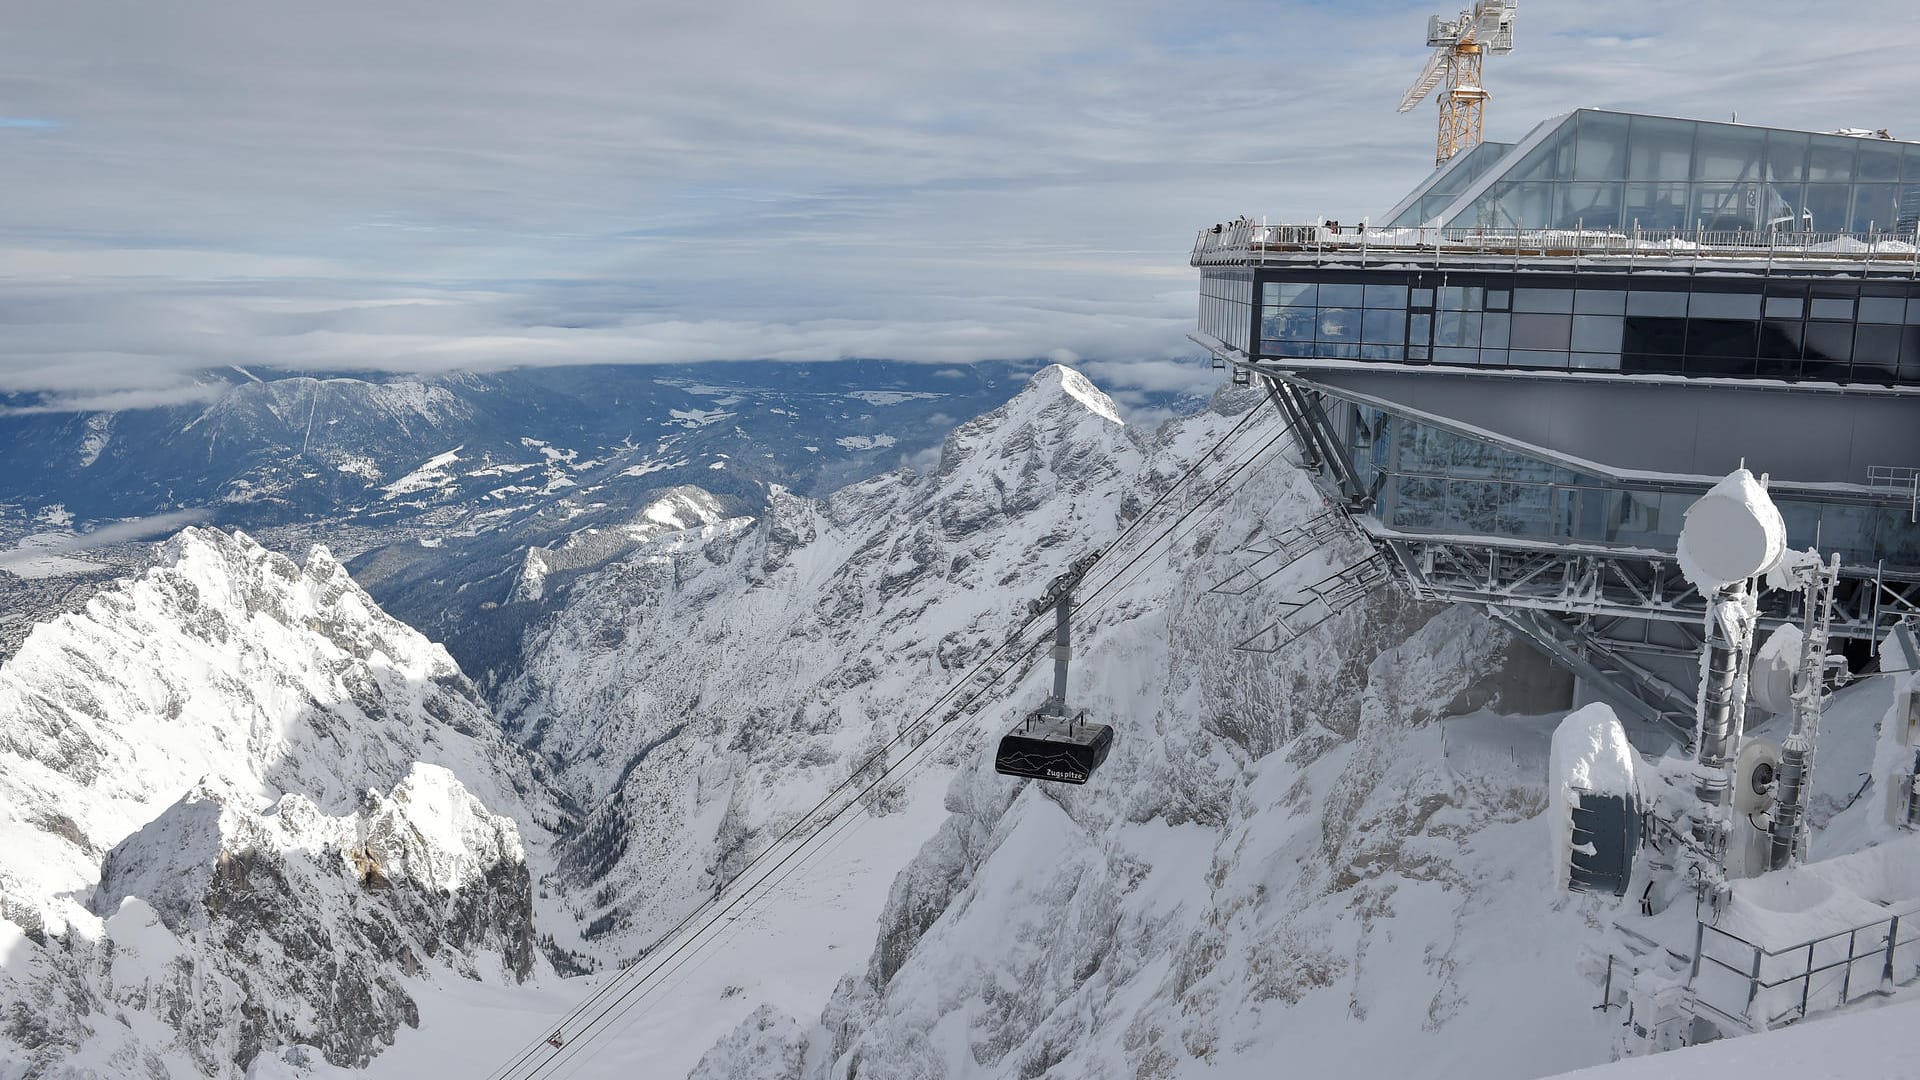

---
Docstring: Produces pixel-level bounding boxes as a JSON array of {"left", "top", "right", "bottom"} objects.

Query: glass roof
[
  {"left": 1424, "top": 109, "right": 1920, "bottom": 235},
  {"left": 1382, "top": 140, "right": 1517, "bottom": 227}
]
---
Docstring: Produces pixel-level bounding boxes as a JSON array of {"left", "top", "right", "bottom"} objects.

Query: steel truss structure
[{"left": 1226, "top": 368, "right": 1920, "bottom": 745}]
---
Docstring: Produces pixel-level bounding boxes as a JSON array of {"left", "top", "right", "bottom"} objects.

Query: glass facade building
[
  {"left": 1198, "top": 266, "right": 1253, "bottom": 356},
  {"left": 1389, "top": 109, "right": 1920, "bottom": 233},
  {"left": 1255, "top": 270, "right": 1920, "bottom": 384},
  {"left": 1342, "top": 405, "right": 1920, "bottom": 572}
]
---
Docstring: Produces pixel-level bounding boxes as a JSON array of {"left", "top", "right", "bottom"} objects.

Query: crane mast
[{"left": 1397, "top": 1, "right": 1517, "bottom": 167}]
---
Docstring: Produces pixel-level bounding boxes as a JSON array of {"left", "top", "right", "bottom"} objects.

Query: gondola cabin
[{"left": 994, "top": 709, "right": 1114, "bottom": 785}]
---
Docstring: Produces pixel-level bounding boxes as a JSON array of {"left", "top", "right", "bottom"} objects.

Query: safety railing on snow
[
  {"left": 1191, "top": 220, "right": 1920, "bottom": 268},
  {"left": 1687, "top": 909, "right": 1920, "bottom": 1032}
]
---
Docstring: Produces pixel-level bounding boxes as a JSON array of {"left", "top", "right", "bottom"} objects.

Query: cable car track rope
[{"left": 488, "top": 394, "right": 1296, "bottom": 1080}]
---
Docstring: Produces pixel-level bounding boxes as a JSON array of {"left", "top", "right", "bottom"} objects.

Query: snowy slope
[
  {"left": 500, "top": 366, "right": 1165, "bottom": 956},
  {"left": 0, "top": 528, "right": 560, "bottom": 1077}
]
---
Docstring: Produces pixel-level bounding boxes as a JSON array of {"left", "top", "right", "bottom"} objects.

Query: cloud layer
[{"left": 4, "top": 0, "right": 1917, "bottom": 404}]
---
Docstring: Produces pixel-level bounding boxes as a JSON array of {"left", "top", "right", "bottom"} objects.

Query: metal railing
[
  {"left": 1192, "top": 219, "right": 1920, "bottom": 269},
  {"left": 1688, "top": 910, "right": 1920, "bottom": 1031},
  {"left": 1869, "top": 465, "right": 1920, "bottom": 524}
]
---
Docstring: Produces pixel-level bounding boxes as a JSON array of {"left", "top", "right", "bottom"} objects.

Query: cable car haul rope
[{"left": 487, "top": 394, "right": 1297, "bottom": 1079}]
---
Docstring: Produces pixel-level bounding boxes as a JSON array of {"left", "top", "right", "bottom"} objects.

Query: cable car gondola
[
  {"left": 994, "top": 550, "right": 1115, "bottom": 785},
  {"left": 995, "top": 707, "right": 1113, "bottom": 784}
]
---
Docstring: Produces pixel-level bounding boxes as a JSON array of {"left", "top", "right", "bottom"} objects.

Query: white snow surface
[{"left": 1676, "top": 468, "right": 1787, "bottom": 591}]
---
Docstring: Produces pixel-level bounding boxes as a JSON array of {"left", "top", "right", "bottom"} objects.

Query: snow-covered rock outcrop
[{"left": 0, "top": 528, "right": 553, "bottom": 1077}]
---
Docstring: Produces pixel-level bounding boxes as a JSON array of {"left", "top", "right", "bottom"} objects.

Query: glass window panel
[
  {"left": 1859, "top": 296, "right": 1906, "bottom": 323},
  {"left": 1359, "top": 343, "right": 1405, "bottom": 361},
  {"left": 1901, "top": 327, "right": 1920, "bottom": 382},
  {"left": 1624, "top": 317, "right": 1688, "bottom": 355},
  {"left": 1905, "top": 145, "right": 1920, "bottom": 184},
  {"left": 1809, "top": 297, "right": 1854, "bottom": 320},
  {"left": 1514, "top": 288, "right": 1574, "bottom": 313},
  {"left": 1803, "top": 321, "right": 1853, "bottom": 362},
  {"left": 1511, "top": 313, "right": 1573, "bottom": 350},
  {"left": 1852, "top": 325, "right": 1901, "bottom": 380},
  {"left": 1435, "top": 346, "right": 1480, "bottom": 366},
  {"left": 1764, "top": 295, "right": 1805, "bottom": 319},
  {"left": 1624, "top": 182, "right": 1691, "bottom": 230},
  {"left": 1802, "top": 184, "right": 1851, "bottom": 230},
  {"left": 1575, "top": 289, "right": 1626, "bottom": 314},
  {"left": 1806, "top": 137, "right": 1858, "bottom": 183},
  {"left": 1627, "top": 116, "right": 1697, "bottom": 183},
  {"left": 1572, "top": 111, "right": 1630, "bottom": 181},
  {"left": 1686, "top": 352, "right": 1757, "bottom": 377},
  {"left": 1765, "top": 131, "right": 1808, "bottom": 183},
  {"left": 1316, "top": 308, "right": 1360, "bottom": 341},
  {"left": 1440, "top": 285, "right": 1484, "bottom": 311},
  {"left": 1410, "top": 288, "right": 1435, "bottom": 308},
  {"left": 1627, "top": 289, "right": 1689, "bottom": 317},
  {"left": 1690, "top": 291, "right": 1761, "bottom": 319},
  {"left": 1480, "top": 348, "right": 1510, "bottom": 367},
  {"left": 1800, "top": 357, "right": 1850, "bottom": 382},
  {"left": 1624, "top": 353, "right": 1687, "bottom": 375},
  {"left": 1907, "top": 299, "right": 1920, "bottom": 324},
  {"left": 1362, "top": 308, "right": 1406, "bottom": 344},
  {"left": 1759, "top": 320, "right": 1805, "bottom": 359},
  {"left": 1498, "top": 482, "right": 1555, "bottom": 537},
  {"left": 1392, "top": 475, "right": 1445, "bottom": 529},
  {"left": 1319, "top": 283, "right": 1365, "bottom": 307},
  {"left": 1571, "top": 352, "right": 1622, "bottom": 370},
  {"left": 1436, "top": 310, "right": 1482, "bottom": 347},
  {"left": 1509, "top": 350, "right": 1569, "bottom": 369},
  {"left": 1409, "top": 312, "right": 1432, "bottom": 343},
  {"left": 1502, "top": 119, "right": 1578, "bottom": 184},
  {"left": 1265, "top": 309, "right": 1317, "bottom": 345},
  {"left": 1409, "top": 344, "right": 1430, "bottom": 361},
  {"left": 1485, "top": 289, "right": 1511, "bottom": 311},
  {"left": 1692, "top": 183, "right": 1768, "bottom": 231},
  {"left": 1473, "top": 182, "right": 1555, "bottom": 228},
  {"left": 1688, "top": 319, "right": 1758, "bottom": 358},
  {"left": 1557, "top": 182, "right": 1625, "bottom": 229},
  {"left": 1482, "top": 313, "right": 1510, "bottom": 348},
  {"left": 1571, "top": 314, "right": 1624, "bottom": 352},
  {"left": 1364, "top": 283, "right": 1408, "bottom": 309},
  {"left": 1691, "top": 123, "right": 1769, "bottom": 181},
  {"left": 1850, "top": 184, "right": 1900, "bottom": 234},
  {"left": 1859, "top": 142, "right": 1902, "bottom": 182},
  {"left": 1266, "top": 281, "right": 1316, "bottom": 307}
]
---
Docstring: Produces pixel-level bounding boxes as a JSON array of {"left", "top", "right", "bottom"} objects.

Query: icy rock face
[
  {"left": 78, "top": 766, "right": 534, "bottom": 1073},
  {"left": 0, "top": 527, "right": 547, "bottom": 1077},
  {"left": 687, "top": 1004, "right": 808, "bottom": 1080},
  {"left": 501, "top": 365, "right": 1150, "bottom": 948}
]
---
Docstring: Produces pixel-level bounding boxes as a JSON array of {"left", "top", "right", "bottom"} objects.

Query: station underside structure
[{"left": 1194, "top": 110, "right": 1920, "bottom": 743}]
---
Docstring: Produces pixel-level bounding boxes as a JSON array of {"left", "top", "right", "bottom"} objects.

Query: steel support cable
[
  {"left": 516, "top": 631, "right": 1059, "bottom": 1080},
  {"left": 530, "top": 411, "right": 1303, "bottom": 1080},
  {"left": 487, "top": 400, "right": 1274, "bottom": 1080}
]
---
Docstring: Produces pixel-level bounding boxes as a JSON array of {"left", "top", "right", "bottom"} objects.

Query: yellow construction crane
[{"left": 1397, "top": 1, "right": 1517, "bottom": 167}]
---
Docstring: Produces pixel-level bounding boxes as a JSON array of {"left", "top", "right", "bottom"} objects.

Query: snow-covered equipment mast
[{"left": 994, "top": 550, "right": 1116, "bottom": 785}]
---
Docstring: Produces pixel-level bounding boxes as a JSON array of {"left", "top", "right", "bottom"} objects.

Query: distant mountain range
[{"left": 0, "top": 360, "right": 1198, "bottom": 687}]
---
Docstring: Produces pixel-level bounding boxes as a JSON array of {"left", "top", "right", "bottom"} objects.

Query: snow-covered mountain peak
[{"left": 0, "top": 525, "right": 538, "bottom": 936}]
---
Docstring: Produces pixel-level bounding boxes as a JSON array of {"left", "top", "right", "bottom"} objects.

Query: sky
[{"left": 4, "top": 0, "right": 1918, "bottom": 411}]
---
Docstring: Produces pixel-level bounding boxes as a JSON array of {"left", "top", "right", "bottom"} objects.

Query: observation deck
[{"left": 1193, "top": 110, "right": 1920, "bottom": 741}]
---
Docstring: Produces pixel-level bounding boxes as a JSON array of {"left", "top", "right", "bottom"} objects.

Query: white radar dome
[{"left": 1676, "top": 468, "right": 1787, "bottom": 591}]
